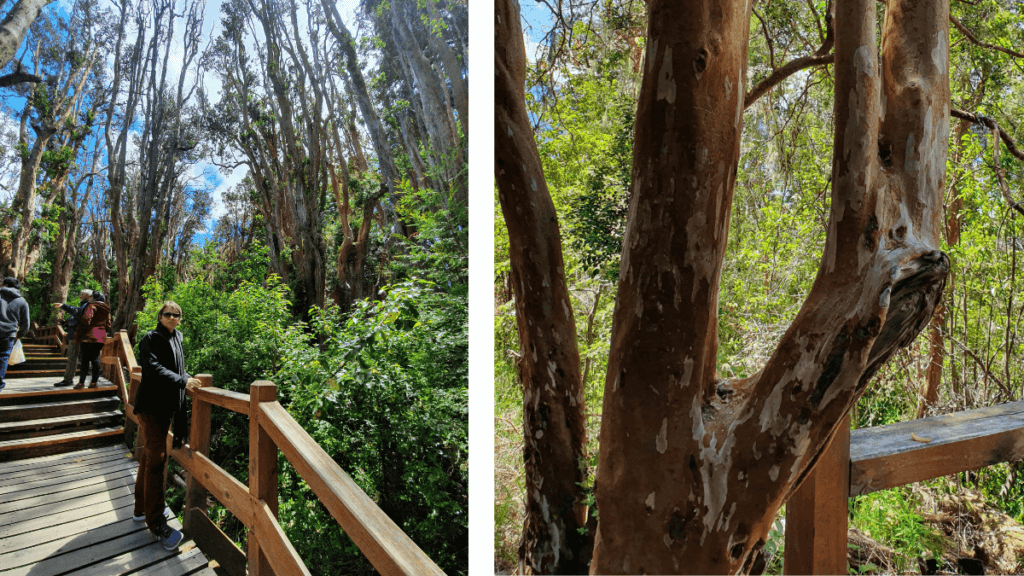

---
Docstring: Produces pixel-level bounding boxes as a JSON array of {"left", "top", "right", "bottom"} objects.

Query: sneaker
[
  {"left": 155, "top": 524, "right": 183, "bottom": 551},
  {"left": 134, "top": 506, "right": 173, "bottom": 522},
  {"left": 54, "top": 380, "right": 73, "bottom": 387}
]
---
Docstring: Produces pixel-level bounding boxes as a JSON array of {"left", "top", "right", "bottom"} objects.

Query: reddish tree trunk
[
  {"left": 495, "top": 0, "right": 589, "bottom": 572},
  {"left": 588, "top": 0, "right": 950, "bottom": 571}
]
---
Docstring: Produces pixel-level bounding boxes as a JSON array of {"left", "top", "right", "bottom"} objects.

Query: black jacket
[{"left": 134, "top": 324, "right": 191, "bottom": 426}]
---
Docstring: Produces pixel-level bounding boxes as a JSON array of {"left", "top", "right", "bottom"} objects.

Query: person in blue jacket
[
  {"left": 132, "top": 301, "right": 200, "bottom": 550},
  {"left": 0, "top": 277, "right": 30, "bottom": 391}
]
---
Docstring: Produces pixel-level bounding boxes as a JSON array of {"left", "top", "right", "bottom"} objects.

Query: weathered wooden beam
[
  {"left": 259, "top": 401, "right": 445, "bottom": 576},
  {"left": 170, "top": 445, "right": 255, "bottom": 527},
  {"left": 248, "top": 381, "right": 278, "bottom": 576},
  {"left": 184, "top": 507, "right": 247, "bottom": 576},
  {"left": 785, "top": 415, "right": 851, "bottom": 575},
  {"left": 190, "top": 387, "right": 250, "bottom": 415},
  {"left": 850, "top": 400, "right": 1024, "bottom": 495},
  {"left": 184, "top": 374, "right": 212, "bottom": 537}
]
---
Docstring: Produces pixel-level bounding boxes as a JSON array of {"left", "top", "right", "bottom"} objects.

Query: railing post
[
  {"left": 130, "top": 366, "right": 144, "bottom": 458},
  {"left": 249, "top": 381, "right": 279, "bottom": 576},
  {"left": 184, "top": 374, "right": 213, "bottom": 536},
  {"left": 785, "top": 414, "right": 850, "bottom": 575}
]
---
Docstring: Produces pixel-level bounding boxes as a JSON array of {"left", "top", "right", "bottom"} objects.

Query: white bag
[{"left": 9, "top": 340, "right": 25, "bottom": 365}]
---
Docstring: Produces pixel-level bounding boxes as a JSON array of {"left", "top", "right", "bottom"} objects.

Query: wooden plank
[
  {"left": 253, "top": 499, "right": 312, "bottom": 576},
  {"left": 1, "top": 467, "right": 135, "bottom": 518},
  {"left": 0, "top": 516, "right": 147, "bottom": 568},
  {"left": 850, "top": 400, "right": 1024, "bottom": 495},
  {"left": 785, "top": 415, "right": 850, "bottom": 576},
  {"left": 260, "top": 401, "right": 445, "bottom": 576},
  {"left": 0, "top": 426, "right": 123, "bottom": 462},
  {"left": 0, "top": 491, "right": 135, "bottom": 538},
  {"left": 0, "top": 499, "right": 136, "bottom": 555},
  {"left": 0, "top": 380, "right": 117, "bottom": 401},
  {"left": 0, "top": 397, "right": 120, "bottom": 422},
  {"left": 0, "top": 410, "right": 122, "bottom": 434},
  {"left": 192, "top": 387, "right": 250, "bottom": 414},
  {"left": 0, "top": 455, "right": 136, "bottom": 500},
  {"left": 0, "top": 444, "right": 124, "bottom": 474},
  {"left": 249, "top": 381, "right": 278, "bottom": 576},
  {"left": 171, "top": 445, "right": 255, "bottom": 527},
  {"left": 186, "top": 507, "right": 247, "bottom": 576},
  {"left": 2, "top": 517, "right": 186, "bottom": 576},
  {"left": 70, "top": 543, "right": 209, "bottom": 576},
  {"left": 0, "top": 449, "right": 129, "bottom": 485},
  {"left": 0, "top": 457, "right": 136, "bottom": 499},
  {"left": 184, "top": 375, "right": 213, "bottom": 537}
]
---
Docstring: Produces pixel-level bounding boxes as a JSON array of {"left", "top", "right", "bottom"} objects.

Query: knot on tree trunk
[{"left": 861, "top": 250, "right": 950, "bottom": 386}]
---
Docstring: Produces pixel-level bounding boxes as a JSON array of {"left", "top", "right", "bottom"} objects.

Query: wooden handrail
[
  {"left": 116, "top": 368, "right": 444, "bottom": 575},
  {"left": 260, "top": 400, "right": 446, "bottom": 575},
  {"left": 785, "top": 401, "right": 1024, "bottom": 573}
]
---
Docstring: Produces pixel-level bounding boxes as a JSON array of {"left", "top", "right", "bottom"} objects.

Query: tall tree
[
  {"left": 106, "top": 0, "right": 205, "bottom": 331},
  {"left": 0, "top": 0, "right": 101, "bottom": 279},
  {"left": 495, "top": 0, "right": 589, "bottom": 572},
  {"left": 496, "top": 0, "right": 953, "bottom": 571}
]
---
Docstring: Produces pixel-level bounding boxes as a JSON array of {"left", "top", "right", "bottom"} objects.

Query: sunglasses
[{"left": 162, "top": 312, "right": 181, "bottom": 319}]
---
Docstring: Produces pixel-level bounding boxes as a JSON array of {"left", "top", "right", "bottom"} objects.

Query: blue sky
[{"left": 0, "top": 0, "right": 364, "bottom": 244}]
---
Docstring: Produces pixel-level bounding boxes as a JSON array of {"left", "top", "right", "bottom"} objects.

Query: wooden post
[
  {"left": 130, "top": 366, "right": 143, "bottom": 458},
  {"left": 184, "top": 374, "right": 213, "bottom": 536},
  {"left": 785, "top": 414, "right": 851, "bottom": 575},
  {"left": 248, "top": 381, "right": 279, "bottom": 576}
]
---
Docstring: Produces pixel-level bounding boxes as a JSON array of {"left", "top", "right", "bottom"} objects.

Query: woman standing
[
  {"left": 73, "top": 292, "right": 110, "bottom": 389},
  {"left": 132, "top": 301, "right": 200, "bottom": 550}
]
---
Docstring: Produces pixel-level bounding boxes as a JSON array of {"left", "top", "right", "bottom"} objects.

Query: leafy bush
[{"left": 138, "top": 276, "right": 467, "bottom": 574}]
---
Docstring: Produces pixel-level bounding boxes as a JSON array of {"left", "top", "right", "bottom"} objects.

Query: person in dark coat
[
  {"left": 73, "top": 292, "right": 111, "bottom": 389},
  {"left": 133, "top": 301, "right": 199, "bottom": 551},
  {"left": 0, "top": 277, "right": 30, "bottom": 391},
  {"left": 52, "top": 288, "right": 93, "bottom": 387}
]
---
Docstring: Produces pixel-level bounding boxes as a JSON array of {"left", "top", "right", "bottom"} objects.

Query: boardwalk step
[
  {"left": 0, "top": 427, "right": 124, "bottom": 462},
  {"left": 2, "top": 369, "right": 67, "bottom": 378},
  {"left": 0, "top": 397, "right": 120, "bottom": 422},
  {"left": 0, "top": 411, "right": 124, "bottom": 441}
]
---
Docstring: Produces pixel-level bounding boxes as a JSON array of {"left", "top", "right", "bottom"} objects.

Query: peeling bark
[
  {"left": 586, "top": 0, "right": 950, "bottom": 572},
  {"left": 495, "top": 0, "right": 589, "bottom": 572}
]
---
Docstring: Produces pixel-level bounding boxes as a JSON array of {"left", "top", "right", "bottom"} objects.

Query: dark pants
[
  {"left": 0, "top": 336, "right": 14, "bottom": 388},
  {"left": 62, "top": 339, "right": 82, "bottom": 384},
  {"left": 135, "top": 412, "right": 172, "bottom": 534},
  {"left": 78, "top": 342, "right": 103, "bottom": 384}
]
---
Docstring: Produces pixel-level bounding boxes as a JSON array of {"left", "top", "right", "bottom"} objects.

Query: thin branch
[
  {"left": 950, "top": 14, "right": 1024, "bottom": 59},
  {"left": 745, "top": 3, "right": 834, "bottom": 109},
  {"left": 947, "top": 333, "right": 1007, "bottom": 392},
  {"left": 752, "top": 8, "right": 776, "bottom": 70},
  {"left": 951, "top": 108, "right": 1024, "bottom": 161}
]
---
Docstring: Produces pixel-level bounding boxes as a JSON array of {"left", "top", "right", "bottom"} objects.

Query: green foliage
[
  {"left": 849, "top": 487, "right": 946, "bottom": 573},
  {"left": 141, "top": 272, "right": 466, "bottom": 575}
]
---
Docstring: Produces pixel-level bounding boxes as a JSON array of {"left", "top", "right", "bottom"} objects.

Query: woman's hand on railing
[{"left": 187, "top": 377, "right": 202, "bottom": 389}]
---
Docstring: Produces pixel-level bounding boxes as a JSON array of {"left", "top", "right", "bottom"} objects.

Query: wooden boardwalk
[
  {"left": 0, "top": 445, "right": 217, "bottom": 576},
  {"left": 0, "top": 375, "right": 117, "bottom": 400}
]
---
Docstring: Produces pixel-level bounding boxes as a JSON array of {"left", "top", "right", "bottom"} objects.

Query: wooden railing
[
  {"left": 785, "top": 403, "right": 1024, "bottom": 573},
  {"left": 96, "top": 331, "right": 444, "bottom": 576},
  {"left": 35, "top": 324, "right": 68, "bottom": 354}
]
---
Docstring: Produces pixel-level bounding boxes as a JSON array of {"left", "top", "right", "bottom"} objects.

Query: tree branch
[
  {"left": 950, "top": 107, "right": 1024, "bottom": 161},
  {"left": 0, "top": 70, "right": 41, "bottom": 87},
  {"left": 745, "top": 3, "right": 835, "bottom": 109},
  {"left": 950, "top": 14, "right": 1024, "bottom": 59},
  {"left": 948, "top": 108, "right": 1024, "bottom": 216}
]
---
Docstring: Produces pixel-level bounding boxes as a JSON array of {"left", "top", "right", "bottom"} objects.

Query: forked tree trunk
[
  {"left": 588, "top": 0, "right": 950, "bottom": 571},
  {"left": 495, "top": 0, "right": 589, "bottom": 572}
]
